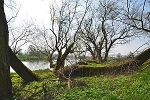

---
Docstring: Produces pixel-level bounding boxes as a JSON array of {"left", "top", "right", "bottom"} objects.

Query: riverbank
[
  {"left": 11, "top": 59, "right": 150, "bottom": 100},
  {"left": 17, "top": 55, "right": 45, "bottom": 61}
]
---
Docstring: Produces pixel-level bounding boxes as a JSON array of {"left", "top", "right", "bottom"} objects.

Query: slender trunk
[
  {"left": 48, "top": 55, "right": 55, "bottom": 68},
  {"left": 104, "top": 50, "right": 109, "bottom": 61},
  {"left": 97, "top": 48, "right": 102, "bottom": 63},
  {"left": 0, "top": 0, "right": 12, "bottom": 98},
  {"left": 88, "top": 48, "right": 96, "bottom": 60},
  {"left": 9, "top": 47, "right": 39, "bottom": 82},
  {"left": 67, "top": 78, "right": 71, "bottom": 89},
  {"left": 98, "top": 55, "right": 102, "bottom": 63},
  {"left": 104, "top": 42, "right": 113, "bottom": 62},
  {"left": 102, "top": 19, "right": 108, "bottom": 62},
  {"left": 92, "top": 54, "right": 96, "bottom": 60},
  {"left": 86, "top": 42, "right": 97, "bottom": 61}
]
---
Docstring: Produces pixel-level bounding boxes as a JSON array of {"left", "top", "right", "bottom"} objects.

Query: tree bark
[
  {"left": 9, "top": 47, "right": 39, "bottom": 82},
  {"left": 135, "top": 47, "right": 150, "bottom": 66},
  {"left": 0, "top": 0, "right": 12, "bottom": 98},
  {"left": 112, "top": 48, "right": 150, "bottom": 74},
  {"left": 56, "top": 43, "right": 74, "bottom": 70},
  {"left": 55, "top": 43, "right": 74, "bottom": 78}
]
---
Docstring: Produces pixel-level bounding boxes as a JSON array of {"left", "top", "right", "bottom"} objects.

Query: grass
[
  {"left": 11, "top": 59, "right": 150, "bottom": 100},
  {"left": 78, "top": 59, "right": 109, "bottom": 67},
  {"left": 87, "top": 62, "right": 108, "bottom": 67},
  {"left": 16, "top": 55, "right": 47, "bottom": 61},
  {"left": 17, "top": 55, "right": 40, "bottom": 61},
  {"left": 80, "top": 58, "right": 131, "bottom": 67}
]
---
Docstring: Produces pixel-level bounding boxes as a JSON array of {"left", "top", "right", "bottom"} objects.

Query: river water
[
  {"left": 10, "top": 60, "right": 77, "bottom": 72},
  {"left": 10, "top": 61, "right": 52, "bottom": 72}
]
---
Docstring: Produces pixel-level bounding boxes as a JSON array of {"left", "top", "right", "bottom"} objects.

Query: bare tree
[
  {"left": 49, "top": 0, "right": 90, "bottom": 70},
  {"left": 98, "top": 0, "right": 134, "bottom": 62},
  {"left": 79, "top": 0, "right": 133, "bottom": 62},
  {"left": 49, "top": 0, "right": 77, "bottom": 71},
  {"left": 79, "top": 16, "right": 104, "bottom": 62},
  {"left": 29, "top": 0, "right": 91, "bottom": 82}
]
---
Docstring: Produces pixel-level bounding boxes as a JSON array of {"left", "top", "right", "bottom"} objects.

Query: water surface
[{"left": 10, "top": 61, "right": 51, "bottom": 72}]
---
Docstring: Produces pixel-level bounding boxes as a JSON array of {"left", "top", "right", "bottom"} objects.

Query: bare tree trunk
[
  {"left": 9, "top": 47, "right": 39, "bottom": 82},
  {"left": 135, "top": 48, "right": 150, "bottom": 66},
  {"left": 0, "top": 0, "right": 12, "bottom": 98},
  {"left": 55, "top": 43, "right": 74, "bottom": 79},
  {"left": 112, "top": 48, "right": 150, "bottom": 74},
  {"left": 55, "top": 51, "right": 63, "bottom": 71},
  {"left": 56, "top": 43, "right": 74, "bottom": 70},
  {"left": 104, "top": 50, "right": 109, "bottom": 62},
  {"left": 0, "top": 48, "right": 12, "bottom": 99},
  {"left": 0, "top": 32, "right": 12, "bottom": 99},
  {"left": 97, "top": 48, "right": 103, "bottom": 63}
]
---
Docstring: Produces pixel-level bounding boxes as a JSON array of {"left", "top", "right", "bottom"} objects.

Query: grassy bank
[
  {"left": 17, "top": 55, "right": 45, "bottom": 61},
  {"left": 11, "top": 59, "right": 150, "bottom": 100}
]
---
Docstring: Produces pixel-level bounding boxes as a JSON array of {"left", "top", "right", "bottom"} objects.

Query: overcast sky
[{"left": 5, "top": 0, "right": 150, "bottom": 55}]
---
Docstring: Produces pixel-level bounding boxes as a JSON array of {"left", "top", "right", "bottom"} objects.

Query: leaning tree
[{"left": 0, "top": 1, "right": 38, "bottom": 99}]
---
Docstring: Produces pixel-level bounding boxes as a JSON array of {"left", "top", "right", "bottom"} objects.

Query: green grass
[
  {"left": 11, "top": 59, "right": 150, "bottom": 100},
  {"left": 82, "top": 58, "right": 130, "bottom": 67},
  {"left": 79, "top": 60, "right": 109, "bottom": 67},
  {"left": 87, "top": 62, "right": 108, "bottom": 67},
  {"left": 17, "top": 55, "right": 43, "bottom": 61}
]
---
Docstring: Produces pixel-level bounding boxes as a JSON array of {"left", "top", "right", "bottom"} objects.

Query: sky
[{"left": 4, "top": 0, "right": 150, "bottom": 56}]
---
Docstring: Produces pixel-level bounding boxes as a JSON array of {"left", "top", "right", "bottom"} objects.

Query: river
[
  {"left": 10, "top": 61, "right": 52, "bottom": 72},
  {"left": 10, "top": 59, "right": 77, "bottom": 72}
]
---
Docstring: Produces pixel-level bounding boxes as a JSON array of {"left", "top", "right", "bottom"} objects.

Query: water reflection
[
  {"left": 10, "top": 59, "right": 77, "bottom": 72},
  {"left": 10, "top": 61, "right": 52, "bottom": 72}
]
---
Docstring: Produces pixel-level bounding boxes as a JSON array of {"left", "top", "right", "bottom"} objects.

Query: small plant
[{"left": 57, "top": 65, "right": 78, "bottom": 89}]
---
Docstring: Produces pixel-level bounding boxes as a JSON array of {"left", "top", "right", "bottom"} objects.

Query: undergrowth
[{"left": 11, "top": 59, "right": 150, "bottom": 100}]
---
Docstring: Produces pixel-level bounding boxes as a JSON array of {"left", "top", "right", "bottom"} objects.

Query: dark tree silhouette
[
  {"left": 0, "top": 0, "right": 39, "bottom": 98},
  {"left": 0, "top": 0, "right": 12, "bottom": 98}
]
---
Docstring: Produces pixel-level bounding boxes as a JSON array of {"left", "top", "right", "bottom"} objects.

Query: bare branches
[
  {"left": 78, "top": 0, "right": 133, "bottom": 62},
  {"left": 125, "top": 0, "right": 150, "bottom": 33},
  {"left": 7, "top": 5, "right": 21, "bottom": 23},
  {"left": 9, "top": 20, "right": 36, "bottom": 54},
  {"left": 45, "top": 0, "right": 92, "bottom": 70}
]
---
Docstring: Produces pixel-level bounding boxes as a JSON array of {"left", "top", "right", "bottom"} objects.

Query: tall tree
[
  {"left": 0, "top": 0, "right": 12, "bottom": 98},
  {"left": 31, "top": 0, "right": 90, "bottom": 75},
  {"left": 79, "top": 0, "right": 133, "bottom": 62},
  {"left": 0, "top": 1, "right": 39, "bottom": 98},
  {"left": 50, "top": 0, "right": 91, "bottom": 73}
]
